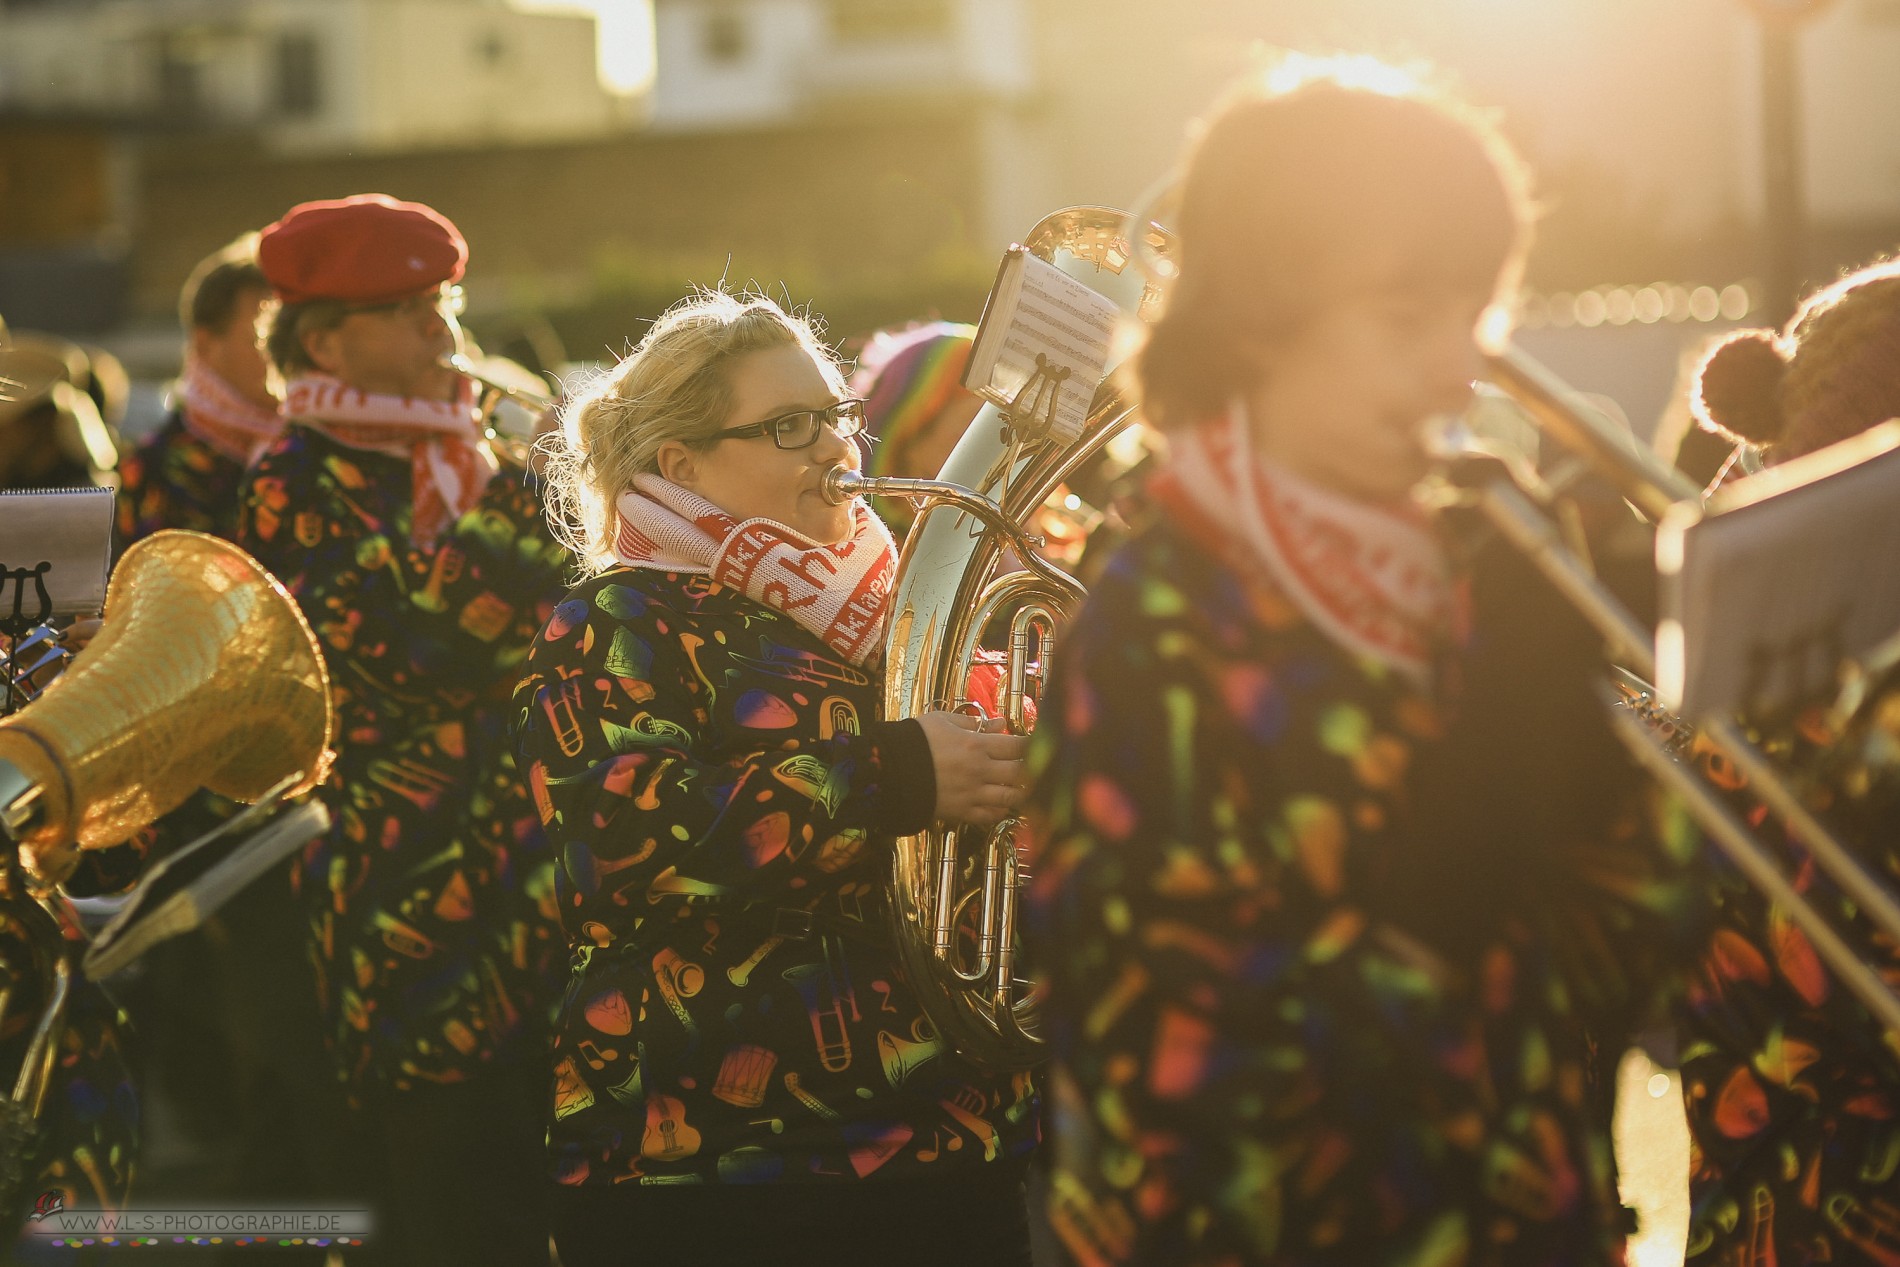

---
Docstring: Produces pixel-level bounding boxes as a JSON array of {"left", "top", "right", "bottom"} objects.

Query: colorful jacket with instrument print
[
  {"left": 512, "top": 567, "right": 1038, "bottom": 1188},
  {"left": 114, "top": 410, "right": 247, "bottom": 548},
  {"left": 1024, "top": 510, "right": 1706, "bottom": 1267},
  {"left": 236, "top": 425, "right": 568, "bottom": 1096},
  {"left": 1675, "top": 700, "right": 1900, "bottom": 1267}
]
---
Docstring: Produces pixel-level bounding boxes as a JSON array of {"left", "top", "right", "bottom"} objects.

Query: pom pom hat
[
  {"left": 849, "top": 322, "right": 976, "bottom": 479},
  {"left": 258, "top": 193, "right": 467, "bottom": 306},
  {"left": 1693, "top": 254, "right": 1900, "bottom": 461}
]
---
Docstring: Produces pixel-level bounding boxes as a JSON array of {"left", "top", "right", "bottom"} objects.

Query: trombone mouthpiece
[{"left": 821, "top": 467, "right": 863, "bottom": 505}]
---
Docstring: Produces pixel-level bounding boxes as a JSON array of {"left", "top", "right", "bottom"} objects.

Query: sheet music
[
  {"left": 966, "top": 251, "right": 1120, "bottom": 445},
  {"left": 1658, "top": 420, "right": 1900, "bottom": 719},
  {"left": 0, "top": 486, "right": 114, "bottom": 617}
]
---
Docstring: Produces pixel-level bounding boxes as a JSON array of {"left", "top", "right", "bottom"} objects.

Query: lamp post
[{"left": 1744, "top": 0, "right": 1833, "bottom": 326}]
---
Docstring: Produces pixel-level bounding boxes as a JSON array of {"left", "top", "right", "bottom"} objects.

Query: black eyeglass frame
[{"left": 704, "top": 398, "right": 869, "bottom": 450}]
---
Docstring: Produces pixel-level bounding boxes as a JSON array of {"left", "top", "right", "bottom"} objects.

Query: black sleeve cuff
[{"left": 864, "top": 718, "right": 936, "bottom": 838}]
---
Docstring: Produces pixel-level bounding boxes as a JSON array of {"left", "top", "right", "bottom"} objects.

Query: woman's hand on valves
[{"left": 917, "top": 709, "right": 1029, "bottom": 829}]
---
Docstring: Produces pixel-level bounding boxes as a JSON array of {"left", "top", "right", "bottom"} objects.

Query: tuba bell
[
  {"left": 0, "top": 528, "right": 332, "bottom": 1233},
  {"left": 0, "top": 529, "right": 334, "bottom": 886},
  {"left": 830, "top": 207, "right": 1175, "bottom": 1070}
]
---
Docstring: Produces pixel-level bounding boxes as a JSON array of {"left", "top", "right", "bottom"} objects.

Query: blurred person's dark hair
[
  {"left": 263, "top": 299, "right": 353, "bottom": 379},
  {"left": 1137, "top": 54, "right": 1535, "bottom": 430},
  {"left": 1695, "top": 254, "right": 1900, "bottom": 464},
  {"left": 181, "top": 233, "right": 268, "bottom": 334}
]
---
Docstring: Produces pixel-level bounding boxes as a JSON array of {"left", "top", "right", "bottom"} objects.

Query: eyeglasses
[
  {"left": 342, "top": 285, "right": 466, "bottom": 321},
  {"left": 706, "top": 398, "right": 868, "bottom": 450}
]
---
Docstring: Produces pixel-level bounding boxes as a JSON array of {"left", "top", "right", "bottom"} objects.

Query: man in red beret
[{"left": 237, "top": 192, "right": 567, "bottom": 1265}]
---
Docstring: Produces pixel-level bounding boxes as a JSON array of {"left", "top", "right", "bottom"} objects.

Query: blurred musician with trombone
[
  {"left": 1023, "top": 59, "right": 1709, "bottom": 1265},
  {"left": 513, "top": 290, "right": 1039, "bottom": 1266},
  {"left": 237, "top": 193, "right": 568, "bottom": 1265},
  {"left": 1672, "top": 258, "right": 1900, "bottom": 1267}
]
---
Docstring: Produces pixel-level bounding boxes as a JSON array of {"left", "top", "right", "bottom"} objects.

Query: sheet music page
[
  {"left": 0, "top": 487, "right": 114, "bottom": 616},
  {"left": 967, "top": 252, "right": 1120, "bottom": 445},
  {"left": 1660, "top": 423, "right": 1900, "bottom": 719}
]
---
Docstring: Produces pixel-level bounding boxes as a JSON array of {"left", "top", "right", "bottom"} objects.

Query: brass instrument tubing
[
  {"left": 1483, "top": 473, "right": 1900, "bottom": 989},
  {"left": 12, "top": 957, "right": 68, "bottom": 1116},
  {"left": 1007, "top": 607, "right": 1054, "bottom": 738},
  {"left": 1486, "top": 348, "right": 1701, "bottom": 521},
  {"left": 1603, "top": 689, "right": 1900, "bottom": 1037},
  {"left": 1704, "top": 716, "right": 1900, "bottom": 946},
  {"left": 990, "top": 819, "right": 1028, "bottom": 1039},
  {"left": 822, "top": 470, "right": 1085, "bottom": 610},
  {"left": 1476, "top": 481, "right": 1656, "bottom": 674},
  {"left": 972, "top": 823, "right": 1005, "bottom": 981},
  {"left": 932, "top": 829, "right": 961, "bottom": 961}
]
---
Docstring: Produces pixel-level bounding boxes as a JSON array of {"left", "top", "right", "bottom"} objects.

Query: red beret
[{"left": 257, "top": 193, "right": 467, "bottom": 306}]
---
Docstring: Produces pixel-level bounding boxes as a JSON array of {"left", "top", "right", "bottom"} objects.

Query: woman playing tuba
[{"left": 513, "top": 290, "right": 1039, "bottom": 1266}]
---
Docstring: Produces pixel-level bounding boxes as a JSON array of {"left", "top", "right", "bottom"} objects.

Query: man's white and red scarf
[
  {"left": 1151, "top": 404, "right": 1453, "bottom": 688},
  {"left": 177, "top": 357, "right": 283, "bottom": 466},
  {"left": 612, "top": 473, "right": 898, "bottom": 666},
  {"left": 283, "top": 374, "right": 497, "bottom": 546}
]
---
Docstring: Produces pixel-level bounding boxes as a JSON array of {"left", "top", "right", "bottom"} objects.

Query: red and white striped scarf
[
  {"left": 177, "top": 357, "right": 283, "bottom": 465},
  {"left": 612, "top": 473, "right": 899, "bottom": 666},
  {"left": 1151, "top": 404, "right": 1453, "bottom": 688},
  {"left": 283, "top": 374, "right": 498, "bottom": 546}
]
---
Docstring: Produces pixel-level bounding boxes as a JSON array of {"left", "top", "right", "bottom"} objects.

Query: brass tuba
[
  {"left": 828, "top": 207, "right": 1175, "bottom": 1070},
  {"left": 0, "top": 529, "right": 334, "bottom": 886}
]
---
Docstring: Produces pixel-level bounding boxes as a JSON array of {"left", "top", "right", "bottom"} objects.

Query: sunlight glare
[{"left": 512, "top": 0, "right": 655, "bottom": 95}]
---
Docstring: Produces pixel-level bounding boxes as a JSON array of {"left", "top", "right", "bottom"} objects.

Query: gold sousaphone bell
[{"left": 0, "top": 530, "right": 334, "bottom": 886}]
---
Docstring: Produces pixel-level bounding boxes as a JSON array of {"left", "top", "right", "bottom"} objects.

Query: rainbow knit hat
[{"left": 850, "top": 322, "right": 978, "bottom": 479}]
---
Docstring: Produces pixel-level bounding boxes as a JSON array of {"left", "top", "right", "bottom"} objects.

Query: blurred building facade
[
  {"left": 0, "top": 0, "right": 635, "bottom": 330},
  {"left": 3, "top": 0, "right": 1899, "bottom": 431}
]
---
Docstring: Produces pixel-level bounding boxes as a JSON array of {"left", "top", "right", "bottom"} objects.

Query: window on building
[
  {"left": 275, "top": 32, "right": 322, "bottom": 118},
  {"left": 702, "top": 8, "right": 749, "bottom": 63},
  {"left": 156, "top": 49, "right": 202, "bottom": 121},
  {"left": 827, "top": 0, "right": 955, "bottom": 41}
]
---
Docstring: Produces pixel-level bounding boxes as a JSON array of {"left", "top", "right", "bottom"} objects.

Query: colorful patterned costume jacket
[
  {"left": 1676, "top": 697, "right": 1900, "bottom": 1267},
  {"left": 1024, "top": 512, "right": 1706, "bottom": 1267},
  {"left": 236, "top": 426, "right": 568, "bottom": 1095},
  {"left": 512, "top": 567, "right": 1038, "bottom": 1188},
  {"left": 114, "top": 410, "right": 247, "bottom": 546}
]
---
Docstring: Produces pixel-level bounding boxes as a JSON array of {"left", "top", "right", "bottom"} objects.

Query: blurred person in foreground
[
  {"left": 513, "top": 289, "right": 1039, "bottom": 1266},
  {"left": 237, "top": 193, "right": 567, "bottom": 1264},
  {"left": 116, "top": 234, "right": 282, "bottom": 546},
  {"left": 1022, "top": 57, "right": 1708, "bottom": 1266},
  {"left": 1673, "top": 256, "right": 1900, "bottom": 1267}
]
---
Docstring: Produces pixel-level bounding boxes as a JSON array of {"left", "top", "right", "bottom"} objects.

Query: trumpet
[{"left": 442, "top": 353, "right": 557, "bottom": 468}]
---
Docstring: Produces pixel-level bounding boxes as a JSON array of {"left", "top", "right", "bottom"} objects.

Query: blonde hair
[{"left": 542, "top": 289, "right": 843, "bottom": 573}]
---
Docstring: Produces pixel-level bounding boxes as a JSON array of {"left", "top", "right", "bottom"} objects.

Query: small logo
[{"left": 28, "top": 1190, "right": 64, "bottom": 1222}]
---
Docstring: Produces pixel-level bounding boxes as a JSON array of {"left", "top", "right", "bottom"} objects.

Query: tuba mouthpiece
[{"left": 821, "top": 467, "right": 863, "bottom": 505}]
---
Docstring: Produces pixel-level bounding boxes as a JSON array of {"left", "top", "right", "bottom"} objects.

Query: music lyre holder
[
  {"left": 1000, "top": 353, "right": 1070, "bottom": 444},
  {"left": 0, "top": 565, "right": 55, "bottom": 719}
]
